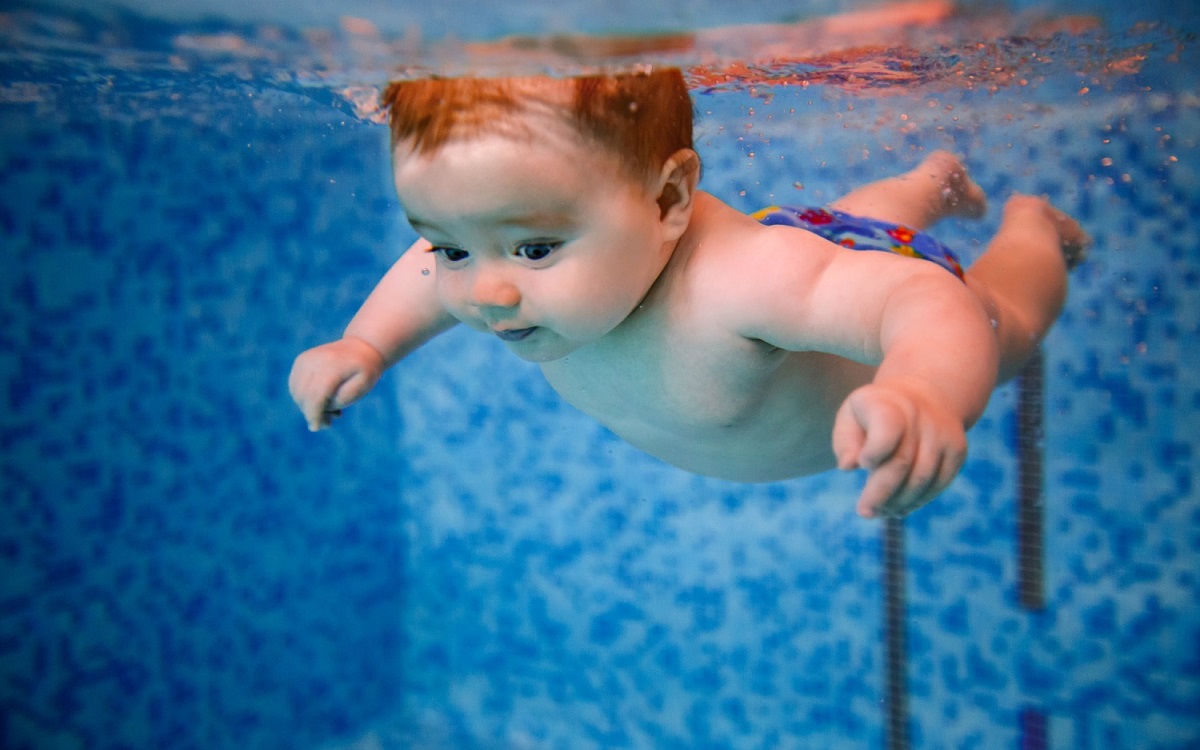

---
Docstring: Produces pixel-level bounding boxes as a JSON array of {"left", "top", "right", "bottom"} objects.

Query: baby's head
[
  {"left": 377, "top": 69, "right": 701, "bottom": 362},
  {"left": 380, "top": 67, "right": 695, "bottom": 188}
]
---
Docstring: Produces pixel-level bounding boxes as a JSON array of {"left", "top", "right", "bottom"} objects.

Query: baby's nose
[{"left": 470, "top": 270, "right": 521, "bottom": 310}]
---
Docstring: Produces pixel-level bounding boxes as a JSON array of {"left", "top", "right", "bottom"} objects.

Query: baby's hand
[
  {"left": 288, "top": 337, "right": 386, "bottom": 431},
  {"left": 831, "top": 381, "right": 968, "bottom": 519}
]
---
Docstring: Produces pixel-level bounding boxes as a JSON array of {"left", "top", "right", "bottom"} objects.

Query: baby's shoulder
[
  {"left": 692, "top": 193, "right": 834, "bottom": 253},
  {"left": 667, "top": 194, "right": 859, "bottom": 347},
  {"left": 683, "top": 194, "right": 835, "bottom": 293}
]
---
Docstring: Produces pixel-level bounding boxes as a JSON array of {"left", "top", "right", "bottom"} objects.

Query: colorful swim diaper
[{"left": 751, "top": 205, "right": 965, "bottom": 280}]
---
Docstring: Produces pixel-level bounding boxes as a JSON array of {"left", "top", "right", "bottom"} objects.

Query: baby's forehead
[
  {"left": 393, "top": 130, "right": 635, "bottom": 196},
  {"left": 395, "top": 105, "right": 624, "bottom": 170}
]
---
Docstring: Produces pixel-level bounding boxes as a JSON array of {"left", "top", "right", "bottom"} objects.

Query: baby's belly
[
  {"left": 596, "top": 357, "right": 871, "bottom": 483},
  {"left": 547, "top": 346, "right": 875, "bottom": 483},
  {"left": 612, "top": 408, "right": 840, "bottom": 482}
]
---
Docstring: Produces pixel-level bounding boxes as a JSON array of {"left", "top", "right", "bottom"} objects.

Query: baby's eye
[
  {"left": 431, "top": 246, "right": 469, "bottom": 263},
  {"left": 515, "top": 241, "right": 561, "bottom": 262}
]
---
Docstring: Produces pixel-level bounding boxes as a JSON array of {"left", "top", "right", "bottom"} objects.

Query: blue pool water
[{"left": 1, "top": 1, "right": 1197, "bottom": 748}]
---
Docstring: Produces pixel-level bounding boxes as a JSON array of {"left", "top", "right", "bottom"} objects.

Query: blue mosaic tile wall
[
  {"left": 2, "top": 6, "right": 1198, "bottom": 750},
  {"left": 0, "top": 89, "right": 411, "bottom": 748}
]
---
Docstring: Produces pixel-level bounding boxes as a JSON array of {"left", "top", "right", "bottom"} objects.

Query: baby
[{"left": 289, "top": 68, "right": 1088, "bottom": 519}]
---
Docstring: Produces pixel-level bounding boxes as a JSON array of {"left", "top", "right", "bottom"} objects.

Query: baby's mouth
[{"left": 494, "top": 327, "right": 537, "bottom": 342}]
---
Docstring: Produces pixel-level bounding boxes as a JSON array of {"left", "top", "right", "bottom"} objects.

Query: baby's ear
[{"left": 656, "top": 149, "right": 700, "bottom": 238}]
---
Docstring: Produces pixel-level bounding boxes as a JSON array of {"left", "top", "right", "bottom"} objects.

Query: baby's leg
[
  {"left": 966, "top": 195, "right": 1090, "bottom": 382},
  {"left": 830, "top": 150, "right": 987, "bottom": 229}
]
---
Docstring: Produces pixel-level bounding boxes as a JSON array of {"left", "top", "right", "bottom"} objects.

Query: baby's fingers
[
  {"left": 856, "top": 404, "right": 909, "bottom": 470},
  {"left": 289, "top": 366, "right": 343, "bottom": 431},
  {"left": 863, "top": 429, "right": 967, "bottom": 518},
  {"left": 871, "top": 446, "right": 945, "bottom": 518},
  {"left": 301, "top": 390, "right": 337, "bottom": 432},
  {"left": 833, "top": 389, "right": 907, "bottom": 470},
  {"left": 855, "top": 453, "right": 914, "bottom": 518},
  {"left": 906, "top": 440, "right": 966, "bottom": 510},
  {"left": 313, "top": 407, "right": 343, "bottom": 431}
]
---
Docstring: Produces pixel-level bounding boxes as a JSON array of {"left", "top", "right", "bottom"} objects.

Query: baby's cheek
[
  {"left": 435, "top": 285, "right": 474, "bottom": 325},
  {"left": 447, "top": 306, "right": 487, "bottom": 330}
]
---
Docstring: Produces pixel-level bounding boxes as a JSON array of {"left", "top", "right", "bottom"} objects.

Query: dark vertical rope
[
  {"left": 1019, "top": 706, "right": 1049, "bottom": 749},
  {"left": 1017, "top": 352, "right": 1050, "bottom": 746},
  {"left": 883, "top": 516, "right": 909, "bottom": 750},
  {"left": 1017, "top": 350, "right": 1046, "bottom": 611}
]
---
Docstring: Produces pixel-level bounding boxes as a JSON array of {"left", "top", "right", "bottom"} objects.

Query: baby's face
[{"left": 392, "top": 122, "right": 674, "bottom": 363}]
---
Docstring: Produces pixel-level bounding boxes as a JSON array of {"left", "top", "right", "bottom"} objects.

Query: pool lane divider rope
[
  {"left": 1017, "top": 349, "right": 1049, "bottom": 747},
  {"left": 1020, "top": 705, "right": 1050, "bottom": 749},
  {"left": 1017, "top": 349, "right": 1046, "bottom": 612},
  {"left": 884, "top": 516, "right": 909, "bottom": 750}
]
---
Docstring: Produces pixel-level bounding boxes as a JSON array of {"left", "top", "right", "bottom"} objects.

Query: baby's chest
[{"left": 541, "top": 338, "right": 784, "bottom": 431}]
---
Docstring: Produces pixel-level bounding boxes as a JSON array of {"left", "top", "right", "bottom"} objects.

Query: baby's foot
[
  {"left": 1004, "top": 194, "right": 1092, "bottom": 269},
  {"left": 920, "top": 150, "right": 988, "bottom": 219}
]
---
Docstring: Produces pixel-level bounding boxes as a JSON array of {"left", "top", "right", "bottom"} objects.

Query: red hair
[{"left": 381, "top": 68, "right": 694, "bottom": 183}]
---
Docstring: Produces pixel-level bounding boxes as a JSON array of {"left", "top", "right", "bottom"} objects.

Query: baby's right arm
[{"left": 288, "top": 239, "right": 458, "bottom": 430}]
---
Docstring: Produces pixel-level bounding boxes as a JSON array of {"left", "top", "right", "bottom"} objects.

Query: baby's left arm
[{"left": 734, "top": 228, "right": 999, "bottom": 518}]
